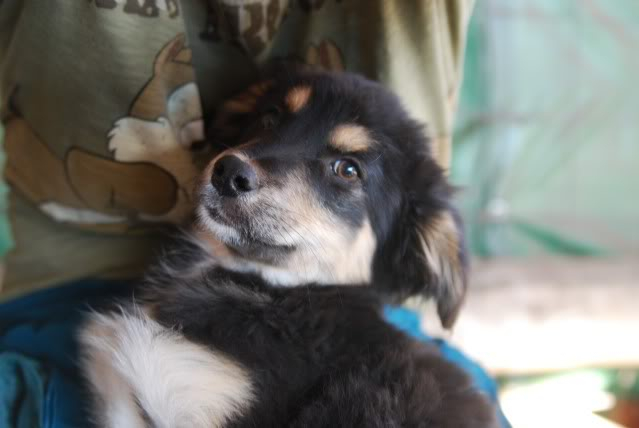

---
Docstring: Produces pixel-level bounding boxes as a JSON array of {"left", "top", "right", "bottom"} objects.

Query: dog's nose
[{"left": 211, "top": 155, "right": 259, "bottom": 197}]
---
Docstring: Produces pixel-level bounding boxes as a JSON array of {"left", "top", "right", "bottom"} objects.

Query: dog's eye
[
  {"left": 261, "top": 106, "right": 281, "bottom": 129},
  {"left": 332, "top": 159, "right": 360, "bottom": 180}
]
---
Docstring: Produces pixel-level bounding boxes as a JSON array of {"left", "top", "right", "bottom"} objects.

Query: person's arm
[{"left": 374, "top": 0, "right": 475, "bottom": 169}]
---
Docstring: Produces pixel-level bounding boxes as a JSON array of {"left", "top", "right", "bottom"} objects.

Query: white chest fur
[{"left": 79, "top": 306, "right": 254, "bottom": 428}]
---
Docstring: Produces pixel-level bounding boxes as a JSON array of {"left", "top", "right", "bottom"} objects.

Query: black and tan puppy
[{"left": 79, "top": 68, "right": 498, "bottom": 428}]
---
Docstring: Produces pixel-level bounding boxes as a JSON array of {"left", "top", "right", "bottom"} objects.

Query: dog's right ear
[
  {"left": 207, "top": 60, "right": 310, "bottom": 149},
  {"left": 207, "top": 79, "right": 274, "bottom": 147}
]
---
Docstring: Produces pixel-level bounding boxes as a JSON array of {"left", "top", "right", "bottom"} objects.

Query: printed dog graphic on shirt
[
  {"left": 106, "top": 34, "right": 205, "bottom": 223},
  {"left": 4, "top": 34, "right": 202, "bottom": 231}
]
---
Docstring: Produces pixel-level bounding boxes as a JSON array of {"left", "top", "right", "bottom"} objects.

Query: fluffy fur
[{"left": 79, "top": 67, "right": 498, "bottom": 427}]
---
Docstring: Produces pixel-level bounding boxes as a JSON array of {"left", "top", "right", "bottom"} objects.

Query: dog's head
[{"left": 198, "top": 68, "right": 467, "bottom": 327}]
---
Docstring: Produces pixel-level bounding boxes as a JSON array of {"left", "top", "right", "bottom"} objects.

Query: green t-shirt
[{"left": 0, "top": 0, "right": 474, "bottom": 299}]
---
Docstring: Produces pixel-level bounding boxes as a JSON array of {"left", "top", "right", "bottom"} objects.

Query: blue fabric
[
  {"left": 0, "top": 280, "right": 131, "bottom": 428},
  {"left": 0, "top": 353, "right": 44, "bottom": 428},
  {"left": 384, "top": 306, "right": 511, "bottom": 428},
  {"left": 0, "top": 281, "right": 510, "bottom": 427}
]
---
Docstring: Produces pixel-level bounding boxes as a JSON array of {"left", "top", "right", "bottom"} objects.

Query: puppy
[{"left": 79, "top": 68, "right": 499, "bottom": 428}]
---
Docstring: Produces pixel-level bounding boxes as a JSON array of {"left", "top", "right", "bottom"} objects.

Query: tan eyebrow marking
[
  {"left": 329, "top": 124, "right": 376, "bottom": 153},
  {"left": 285, "top": 85, "right": 312, "bottom": 113}
]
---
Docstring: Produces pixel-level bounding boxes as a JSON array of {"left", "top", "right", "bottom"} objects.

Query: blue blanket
[{"left": 0, "top": 280, "right": 510, "bottom": 427}]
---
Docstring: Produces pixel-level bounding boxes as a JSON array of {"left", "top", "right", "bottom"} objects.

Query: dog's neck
[{"left": 191, "top": 227, "right": 374, "bottom": 287}]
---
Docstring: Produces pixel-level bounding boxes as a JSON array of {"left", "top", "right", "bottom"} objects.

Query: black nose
[{"left": 211, "top": 155, "right": 259, "bottom": 197}]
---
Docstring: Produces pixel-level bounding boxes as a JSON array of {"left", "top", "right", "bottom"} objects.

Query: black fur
[{"left": 140, "top": 237, "right": 497, "bottom": 428}]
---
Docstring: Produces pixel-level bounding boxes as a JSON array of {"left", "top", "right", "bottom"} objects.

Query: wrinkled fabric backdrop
[{"left": 453, "top": 0, "right": 639, "bottom": 257}]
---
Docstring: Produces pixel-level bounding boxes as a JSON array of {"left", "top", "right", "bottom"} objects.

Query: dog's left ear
[
  {"left": 413, "top": 205, "right": 468, "bottom": 328},
  {"left": 375, "top": 167, "right": 468, "bottom": 329}
]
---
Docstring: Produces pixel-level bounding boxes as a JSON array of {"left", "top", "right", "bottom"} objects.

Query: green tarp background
[{"left": 452, "top": 0, "right": 639, "bottom": 257}]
